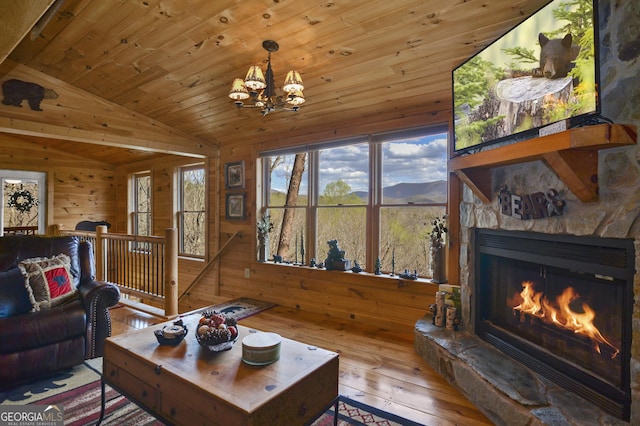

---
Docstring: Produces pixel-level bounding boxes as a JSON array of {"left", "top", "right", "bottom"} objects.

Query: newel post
[
  {"left": 95, "top": 225, "right": 108, "bottom": 281},
  {"left": 48, "top": 224, "right": 63, "bottom": 236},
  {"left": 165, "top": 228, "right": 179, "bottom": 318}
]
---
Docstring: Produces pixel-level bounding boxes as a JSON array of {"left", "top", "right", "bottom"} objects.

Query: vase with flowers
[
  {"left": 429, "top": 215, "right": 448, "bottom": 283},
  {"left": 257, "top": 211, "right": 273, "bottom": 262}
]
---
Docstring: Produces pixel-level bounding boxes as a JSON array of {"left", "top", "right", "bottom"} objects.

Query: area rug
[
  {"left": 187, "top": 297, "right": 276, "bottom": 320},
  {"left": 1, "top": 360, "right": 421, "bottom": 426}
]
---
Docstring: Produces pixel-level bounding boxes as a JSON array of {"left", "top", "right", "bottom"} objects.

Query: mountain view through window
[{"left": 261, "top": 127, "right": 447, "bottom": 277}]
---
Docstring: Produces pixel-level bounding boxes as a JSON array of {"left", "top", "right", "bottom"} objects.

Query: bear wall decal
[{"left": 1, "top": 79, "right": 59, "bottom": 111}]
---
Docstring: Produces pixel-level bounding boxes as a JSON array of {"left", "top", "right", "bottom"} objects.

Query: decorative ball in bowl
[
  {"left": 195, "top": 310, "right": 239, "bottom": 352},
  {"left": 155, "top": 319, "right": 188, "bottom": 346}
]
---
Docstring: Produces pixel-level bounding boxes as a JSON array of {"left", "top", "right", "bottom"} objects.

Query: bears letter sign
[{"left": 498, "top": 186, "right": 565, "bottom": 220}]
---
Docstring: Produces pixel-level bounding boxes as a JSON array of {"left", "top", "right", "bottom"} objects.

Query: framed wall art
[
  {"left": 224, "top": 160, "right": 245, "bottom": 189},
  {"left": 225, "top": 192, "right": 246, "bottom": 220}
]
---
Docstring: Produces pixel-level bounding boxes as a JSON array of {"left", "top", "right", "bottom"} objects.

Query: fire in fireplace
[
  {"left": 512, "top": 281, "right": 619, "bottom": 359},
  {"left": 474, "top": 229, "right": 634, "bottom": 420}
]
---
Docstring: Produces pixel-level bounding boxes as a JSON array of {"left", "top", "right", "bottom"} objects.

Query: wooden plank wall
[
  {"left": 177, "top": 108, "right": 451, "bottom": 333},
  {"left": 1, "top": 96, "right": 451, "bottom": 333},
  {"left": 115, "top": 156, "right": 218, "bottom": 302},
  {"left": 0, "top": 133, "right": 117, "bottom": 229}
]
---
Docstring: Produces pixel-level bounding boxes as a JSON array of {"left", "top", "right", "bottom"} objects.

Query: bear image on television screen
[
  {"left": 537, "top": 33, "right": 581, "bottom": 79},
  {"left": 1, "top": 79, "right": 59, "bottom": 111}
]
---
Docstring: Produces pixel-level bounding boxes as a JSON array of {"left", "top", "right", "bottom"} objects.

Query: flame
[{"left": 514, "top": 281, "right": 619, "bottom": 359}]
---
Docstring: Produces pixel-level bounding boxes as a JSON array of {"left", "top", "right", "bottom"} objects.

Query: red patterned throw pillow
[
  {"left": 19, "top": 254, "right": 77, "bottom": 310},
  {"left": 44, "top": 265, "right": 73, "bottom": 298}
]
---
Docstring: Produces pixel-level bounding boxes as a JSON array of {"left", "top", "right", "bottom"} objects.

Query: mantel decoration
[
  {"left": 229, "top": 40, "right": 305, "bottom": 116},
  {"left": 7, "top": 188, "right": 39, "bottom": 213},
  {"left": 430, "top": 215, "right": 448, "bottom": 284},
  {"left": 498, "top": 185, "right": 565, "bottom": 219}
]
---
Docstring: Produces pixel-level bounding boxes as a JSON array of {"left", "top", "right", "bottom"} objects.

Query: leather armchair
[{"left": 0, "top": 235, "right": 120, "bottom": 389}]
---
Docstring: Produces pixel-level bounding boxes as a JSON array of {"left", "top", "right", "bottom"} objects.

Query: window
[
  {"left": 260, "top": 125, "right": 448, "bottom": 277},
  {"left": 317, "top": 143, "right": 369, "bottom": 267},
  {"left": 264, "top": 154, "right": 308, "bottom": 262},
  {"left": 377, "top": 129, "right": 448, "bottom": 275},
  {"left": 178, "top": 164, "right": 206, "bottom": 258},
  {"left": 132, "top": 172, "right": 151, "bottom": 237}
]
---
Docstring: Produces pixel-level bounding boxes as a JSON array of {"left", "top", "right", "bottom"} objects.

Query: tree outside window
[
  {"left": 132, "top": 172, "right": 151, "bottom": 250},
  {"left": 179, "top": 165, "right": 206, "bottom": 257},
  {"left": 133, "top": 172, "right": 151, "bottom": 235}
]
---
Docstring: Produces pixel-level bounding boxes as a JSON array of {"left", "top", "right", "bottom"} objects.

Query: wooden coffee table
[{"left": 99, "top": 312, "right": 339, "bottom": 425}]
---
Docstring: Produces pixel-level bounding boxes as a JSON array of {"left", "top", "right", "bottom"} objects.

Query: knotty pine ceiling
[{"left": 1, "top": 0, "right": 549, "bottom": 165}]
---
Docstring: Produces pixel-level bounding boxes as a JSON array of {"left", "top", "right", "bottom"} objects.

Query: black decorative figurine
[{"left": 325, "top": 239, "right": 351, "bottom": 271}]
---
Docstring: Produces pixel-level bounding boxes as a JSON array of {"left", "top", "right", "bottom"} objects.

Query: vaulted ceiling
[{"left": 0, "top": 0, "right": 549, "bottom": 165}]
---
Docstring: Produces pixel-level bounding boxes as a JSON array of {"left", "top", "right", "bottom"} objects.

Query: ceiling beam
[
  {"left": 0, "top": 60, "right": 217, "bottom": 158},
  {"left": 0, "top": 0, "right": 54, "bottom": 65}
]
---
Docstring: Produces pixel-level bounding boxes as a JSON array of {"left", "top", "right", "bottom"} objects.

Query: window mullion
[
  {"left": 307, "top": 151, "right": 318, "bottom": 263},
  {"left": 367, "top": 141, "right": 379, "bottom": 271}
]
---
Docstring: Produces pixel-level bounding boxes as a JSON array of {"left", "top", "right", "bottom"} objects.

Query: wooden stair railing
[
  {"left": 51, "top": 224, "right": 178, "bottom": 318},
  {"left": 3, "top": 226, "right": 38, "bottom": 235},
  {"left": 179, "top": 231, "right": 242, "bottom": 301}
]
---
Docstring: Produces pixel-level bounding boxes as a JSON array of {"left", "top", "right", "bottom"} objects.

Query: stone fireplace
[{"left": 415, "top": 2, "right": 640, "bottom": 424}]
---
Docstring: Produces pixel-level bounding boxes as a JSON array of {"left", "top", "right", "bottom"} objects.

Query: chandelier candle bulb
[
  {"left": 283, "top": 70, "right": 304, "bottom": 92},
  {"left": 244, "top": 65, "right": 266, "bottom": 90},
  {"left": 229, "top": 78, "right": 249, "bottom": 102}
]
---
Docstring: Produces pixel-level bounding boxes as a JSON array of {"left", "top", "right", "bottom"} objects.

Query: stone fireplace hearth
[{"left": 415, "top": 2, "right": 640, "bottom": 425}]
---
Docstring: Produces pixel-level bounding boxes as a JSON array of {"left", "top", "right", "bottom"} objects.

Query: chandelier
[{"left": 228, "top": 40, "right": 305, "bottom": 115}]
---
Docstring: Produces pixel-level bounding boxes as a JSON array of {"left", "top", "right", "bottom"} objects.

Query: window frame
[
  {"left": 131, "top": 171, "right": 151, "bottom": 236},
  {"left": 177, "top": 163, "right": 207, "bottom": 259},
  {"left": 259, "top": 125, "right": 448, "bottom": 275}
]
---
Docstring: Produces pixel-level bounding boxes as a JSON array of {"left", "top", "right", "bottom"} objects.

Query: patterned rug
[
  {"left": 1, "top": 360, "right": 421, "bottom": 425},
  {"left": 1, "top": 298, "right": 420, "bottom": 425},
  {"left": 186, "top": 297, "right": 276, "bottom": 320}
]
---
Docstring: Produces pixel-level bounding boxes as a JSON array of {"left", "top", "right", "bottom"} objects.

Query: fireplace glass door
[{"left": 474, "top": 229, "right": 633, "bottom": 420}]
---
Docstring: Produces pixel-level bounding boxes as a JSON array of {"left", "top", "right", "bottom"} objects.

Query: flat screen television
[{"left": 452, "top": 0, "right": 600, "bottom": 154}]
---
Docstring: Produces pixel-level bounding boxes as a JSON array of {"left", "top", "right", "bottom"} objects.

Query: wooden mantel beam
[
  {"left": 449, "top": 124, "right": 637, "bottom": 203},
  {"left": 0, "top": 61, "right": 217, "bottom": 158}
]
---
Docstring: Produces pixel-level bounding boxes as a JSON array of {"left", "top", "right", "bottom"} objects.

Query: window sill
[{"left": 255, "top": 261, "right": 440, "bottom": 285}]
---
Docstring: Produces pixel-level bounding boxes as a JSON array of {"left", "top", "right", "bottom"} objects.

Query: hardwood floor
[{"left": 109, "top": 299, "right": 492, "bottom": 426}]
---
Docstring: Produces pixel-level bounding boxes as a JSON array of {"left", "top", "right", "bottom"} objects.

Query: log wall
[
  {"left": 115, "top": 156, "right": 217, "bottom": 303},
  {"left": 0, "top": 133, "right": 117, "bottom": 229},
  {"left": 0, "top": 89, "right": 450, "bottom": 333},
  {"left": 177, "top": 108, "right": 451, "bottom": 333}
]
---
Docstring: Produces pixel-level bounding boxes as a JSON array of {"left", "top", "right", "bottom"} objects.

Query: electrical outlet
[{"left": 244, "top": 268, "right": 250, "bottom": 279}]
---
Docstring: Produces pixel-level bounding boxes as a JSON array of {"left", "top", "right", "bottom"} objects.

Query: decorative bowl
[
  {"left": 195, "top": 310, "right": 240, "bottom": 352},
  {"left": 154, "top": 320, "right": 188, "bottom": 346},
  {"left": 195, "top": 334, "right": 239, "bottom": 352}
]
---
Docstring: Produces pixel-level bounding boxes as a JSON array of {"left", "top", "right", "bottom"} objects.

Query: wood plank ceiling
[{"left": 0, "top": 0, "right": 549, "bottom": 165}]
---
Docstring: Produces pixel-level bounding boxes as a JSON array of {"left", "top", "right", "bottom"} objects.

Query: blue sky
[{"left": 271, "top": 132, "right": 448, "bottom": 194}]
